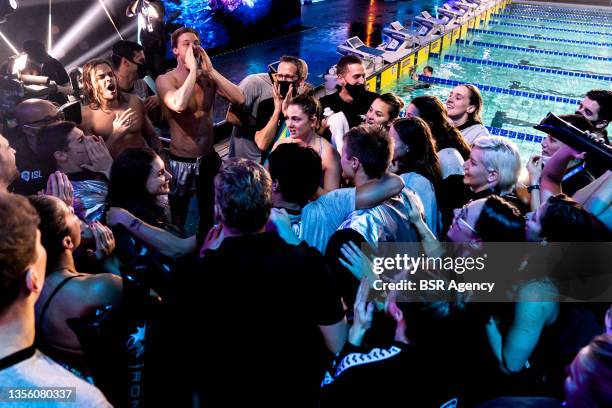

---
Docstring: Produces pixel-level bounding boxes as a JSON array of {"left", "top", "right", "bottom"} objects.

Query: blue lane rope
[
  {"left": 506, "top": 10, "right": 612, "bottom": 20},
  {"left": 469, "top": 28, "right": 612, "bottom": 47},
  {"left": 509, "top": 5, "right": 612, "bottom": 17},
  {"left": 416, "top": 75, "right": 582, "bottom": 105},
  {"left": 491, "top": 13, "right": 612, "bottom": 29},
  {"left": 486, "top": 126, "right": 543, "bottom": 143},
  {"left": 488, "top": 21, "right": 612, "bottom": 37},
  {"left": 454, "top": 40, "right": 612, "bottom": 62},
  {"left": 443, "top": 54, "right": 612, "bottom": 82}
]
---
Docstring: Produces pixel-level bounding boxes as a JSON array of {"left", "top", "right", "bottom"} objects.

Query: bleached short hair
[{"left": 472, "top": 136, "right": 521, "bottom": 193}]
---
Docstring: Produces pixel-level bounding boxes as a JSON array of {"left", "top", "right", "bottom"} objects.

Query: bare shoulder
[
  {"left": 83, "top": 273, "right": 123, "bottom": 305},
  {"left": 127, "top": 93, "right": 145, "bottom": 110},
  {"left": 155, "top": 70, "right": 178, "bottom": 91},
  {"left": 320, "top": 137, "right": 339, "bottom": 159}
]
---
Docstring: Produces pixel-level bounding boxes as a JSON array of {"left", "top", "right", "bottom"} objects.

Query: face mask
[
  {"left": 134, "top": 60, "right": 149, "bottom": 79},
  {"left": 344, "top": 83, "right": 366, "bottom": 99},
  {"left": 278, "top": 80, "right": 298, "bottom": 99}
]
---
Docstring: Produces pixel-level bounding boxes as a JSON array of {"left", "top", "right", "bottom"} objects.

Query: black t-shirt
[
  {"left": 173, "top": 232, "right": 344, "bottom": 407},
  {"left": 42, "top": 57, "right": 70, "bottom": 106},
  {"left": 319, "top": 90, "right": 379, "bottom": 129},
  {"left": 7, "top": 128, "right": 55, "bottom": 196}
]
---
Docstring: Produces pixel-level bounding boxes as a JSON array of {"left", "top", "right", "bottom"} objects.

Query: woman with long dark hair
[
  {"left": 29, "top": 195, "right": 121, "bottom": 374},
  {"left": 407, "top": 96, "right": 473, "bottom": 235},
  {"left": 390, "top": 117, "right": 442, "bottom": 236},
  {"left": 105, "top": 148, "right": 197, "bottom": 274}
]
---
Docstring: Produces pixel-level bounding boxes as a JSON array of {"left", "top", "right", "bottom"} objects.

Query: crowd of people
[{"left": 1, "top": 24, "right": 611, "bottom": 408}]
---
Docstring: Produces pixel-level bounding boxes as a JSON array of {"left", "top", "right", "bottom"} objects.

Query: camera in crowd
[
  {"left": 0, "top": 52, "right": 82, "bottom": 124},
  {"left": 535, "top": 112, "right": 612, "bottom": 170}
]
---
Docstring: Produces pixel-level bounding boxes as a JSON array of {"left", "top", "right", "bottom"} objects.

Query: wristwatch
[{"left": 527, "top": 184, "right": 540, "bottom": 193}]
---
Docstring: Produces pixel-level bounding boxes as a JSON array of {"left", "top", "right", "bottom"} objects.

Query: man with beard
[
  {"left": 111, "top": 40, "right": 159, "bottom": 112},
  {"left": 0, "top": 133, "right": 18, "bottom": 193},
  {"left": 320, "top": 55, "right": 378, "bottom": 130},
  {"left": 319, "top": 55, "right": 378, "bottom": 151},
  {"left": 156, "top": 27, "right": 244, "bottom": 231},
  {"left": 80, "top": 59, "right": 161, "bottom": 158}
]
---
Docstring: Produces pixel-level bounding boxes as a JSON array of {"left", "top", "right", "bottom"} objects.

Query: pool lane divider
[
  {"left": 454, "top": 40, "right": 612, "bottom": 62},
  {"left": 486, "top": 126, "right": 543, "bottom": 143},
  {"left": 417, "top": 75, "right": 581, "bottom": 105},
  {"left": 488, "top": 21, "right": 612, "bottom": 37},
  {"left": 505, "top": 11, "right": 612, "bottom": 20},
  {"left": 469, "top": 28, "right": 612, "bottom": 47},
  {"left": 443, "top": 55, "right": 612, "bottom": 82},
  {"left": 509, "top": 5, "right": 612, "bottom": 17},
  {"left": 491, "top": 13, "right": 612, "bottom": 29}
]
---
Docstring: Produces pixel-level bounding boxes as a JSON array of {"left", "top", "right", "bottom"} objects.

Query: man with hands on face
[
  {"left": 37, "top": 121, "right": 114, "bottom": 222},
  {"left": 156, "top": 27, "right": 244, "bottom": 232},
  {"left": 227, "top": 55, "right": 308, "bottom": 164},
  {"left": 80, "top": 59, "right": 161, "bottom": 159}
]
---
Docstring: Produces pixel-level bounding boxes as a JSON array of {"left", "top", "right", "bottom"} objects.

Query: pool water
[
  {"left": 491, "top": 15, "right": 612, "bottom": 32},
  {"left": 469, "top": 32, "right": 612, "bottom": 57},
  {"left": 487, "top": 22, "right": 612, "bottom": 41},
  {"left": 383, "top": 2, "right": 611, "bottom": 163},
  {"left": 450, "top": 43, "right": 612, "bottom": 76}
]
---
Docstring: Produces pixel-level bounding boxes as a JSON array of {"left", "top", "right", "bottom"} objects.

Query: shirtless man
[
  {"left": 156, "top": 27, "right": 244, "bottom": 231},
  {"left": 80, "top": 59, "right": 161, "bottom": 159}
]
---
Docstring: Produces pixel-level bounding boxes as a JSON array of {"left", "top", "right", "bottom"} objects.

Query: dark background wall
[{"left": 0, "top": 0, "right": 301, "bottom": 69}]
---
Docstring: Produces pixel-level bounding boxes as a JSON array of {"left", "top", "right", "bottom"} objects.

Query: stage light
[
  {"left": 9, "top": 52, "right": 27, "bottom": 75},
  {"left": 50, "top": 3, "right": 106, "bottom": 59},
  {"left": 0, "top": 0, "right": 18, "bottom": 23},
  {"left": 0, "top": 29, "right": 18, "bottom": 54},
  {"left": 65, "top": 19, "right": 137, "bottom": 71}
]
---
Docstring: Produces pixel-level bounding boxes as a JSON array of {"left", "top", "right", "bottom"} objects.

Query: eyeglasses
[
  {"left": 22, "top": 112, "right": 65, "bottom": 129},
  {"left": 457, "top": 204, "right": 478, "bottom": 236},
  {"left": 273, "top": 73, "right": 299, "bottom": 81}
]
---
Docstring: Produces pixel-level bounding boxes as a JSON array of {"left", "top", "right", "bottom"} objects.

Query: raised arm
[
  {"left": 540, "top": 145, "right": 583, "bottom": 204},
  {"left": 486, "top": 283, "right": 557, "bottom": 374},
  {"left": 355, "top": 172, "right": 404, "bottom": 209},
  {"left": 106, "top": 207, "right": 197, "bottom": 259},
  {"left": 254, "top": 83, "right": 283, "bottom": 151},
  {"left": 155, "top": 48, "right": 198, "bottom": 113}
]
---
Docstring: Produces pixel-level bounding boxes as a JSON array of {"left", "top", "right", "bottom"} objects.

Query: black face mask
[
  {"left": 278, "top": 80, "right": 298, "bottom": 98},
  {"left": 344, "top": 83, "right": 366, "bottom": 99},
  {"left": 134, "top": 60, "right": 149, "bottom": 79}
]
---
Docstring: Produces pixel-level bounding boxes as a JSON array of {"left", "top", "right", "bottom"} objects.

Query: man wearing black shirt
[
  {"left": 319, "top": 55, "right": 378, "bottom": 135},
  {"left": 173, "top": 158, "right": 347, "bottom": 407},
  {"left": 22, "top": 40, "right": 72, "bottom": 106}
]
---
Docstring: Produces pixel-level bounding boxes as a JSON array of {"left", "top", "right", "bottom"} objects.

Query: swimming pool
[
  {"left": 491, "top": 14, "right": 612, "bottom": 31},
  {"left": 382, "top": 2, "right": 611, "bottom": 163},
  {"left": 451, "top": 42, "right": 612, "bottom": 76}
]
